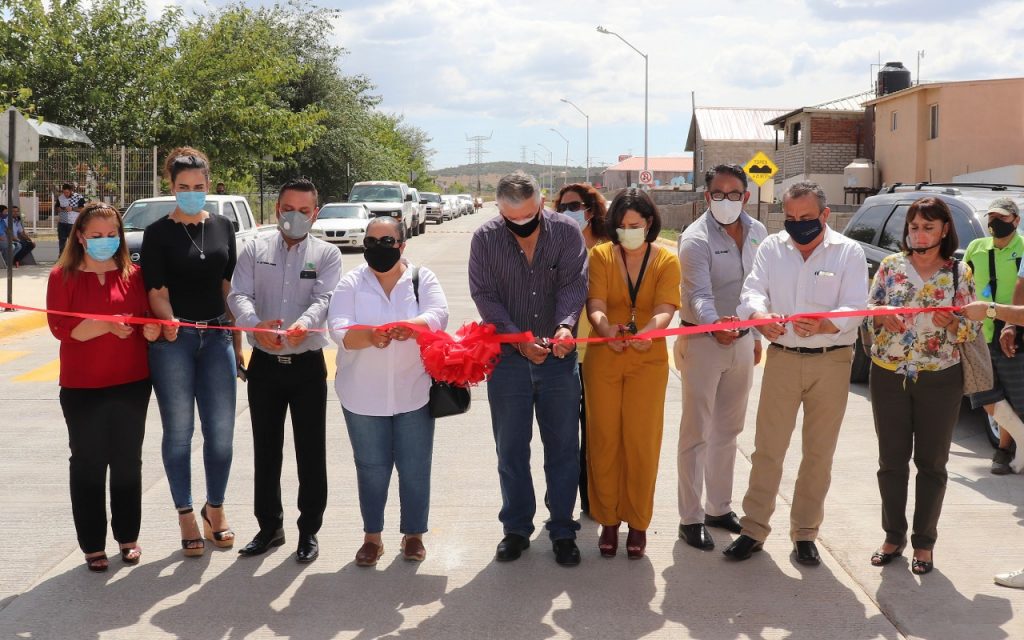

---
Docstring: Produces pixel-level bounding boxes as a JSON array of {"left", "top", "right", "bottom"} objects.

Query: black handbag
[{"left": 412, "top": 267, "right": 471, "bottom": 418}]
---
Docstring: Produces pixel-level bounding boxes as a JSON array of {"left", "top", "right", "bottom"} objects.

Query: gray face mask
[{"left": 279, "top": 210, "right": 313, "bottom": 239}]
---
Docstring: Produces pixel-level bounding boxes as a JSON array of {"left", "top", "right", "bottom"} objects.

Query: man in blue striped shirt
[{"left": 469, "top": 171, "right": 588, "bottom": 567}]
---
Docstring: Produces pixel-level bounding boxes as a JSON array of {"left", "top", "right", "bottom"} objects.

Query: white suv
[{"left": 348, "top": 181, "right": 422, "bottom": 237}]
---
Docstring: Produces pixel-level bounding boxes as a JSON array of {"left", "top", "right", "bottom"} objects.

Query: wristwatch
[
  {"left": 987, "top": 303, "right": 998, "bottom": 319},
  {"left": 556, "top": 323, "right": 574, "bottom": 333}
]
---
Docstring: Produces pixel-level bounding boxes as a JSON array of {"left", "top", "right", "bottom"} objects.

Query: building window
[
  {"left": 790, "top": 122, "right": 802, "bottom": 145},
  {"left": 929, "top": 104, "right": 939, "bottom": 139},
  {"left": 890, "top": 111, "right": 898, "bottom": 132},
  {"left": 699, "top": 149, "right": 704, "bottom": 173}
]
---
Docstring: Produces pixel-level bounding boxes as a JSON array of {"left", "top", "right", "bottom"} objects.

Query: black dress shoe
[
  {"left": 495, "top": 534, "right": 530, "bottom": 562},
  {"left": 704, "top": 511, "right": 742, "bottom": 534},
  {"left": 679, "top": 523, "right": 715, "bottom": 551},
  {"left": 794, "top": 541, "right": 820, "bottom": 566},
  {"left": 296, "top": 534, "right": 319, "bottom": 564},
  {"left": 553, "top": 539, "right": 581, "bottom": 567},
  {"left": 238, "top": 528, "right": 286, "bottom": 557},
  {"left": 722, "top": 534, "right": 763, "bottom": 561}
]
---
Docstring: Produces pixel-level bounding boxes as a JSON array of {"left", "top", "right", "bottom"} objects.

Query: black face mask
[
  {"left": 365, "top": 246, "right": 401, "bottom": 273},
  {"left": 784, "top": 217, "right": 823, "bottom": 246},
  {"left": 989, "top": 217, "right": 1017, "bottom": 240},
  {"left": 503, "top": 212, "right": 541, "bottom": 238}
]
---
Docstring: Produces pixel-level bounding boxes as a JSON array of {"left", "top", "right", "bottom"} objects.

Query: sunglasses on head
[
  {"left": 363, "top": 236, "right": 399, "bottom": 249},
  {"left": 557, "top": 201, "right": 587, "bottom": 212}
]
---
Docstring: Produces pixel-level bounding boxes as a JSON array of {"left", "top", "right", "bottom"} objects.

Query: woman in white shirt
[{"left": 328, "top": 216, "right": 449, "bottom": 567}]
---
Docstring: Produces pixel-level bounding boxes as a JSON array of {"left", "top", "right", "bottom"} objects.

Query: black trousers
[
  {"left": 869, "top": 363, "right": 962, "bottom": 550},
  {"left": 247, "top": 348, "right": 328, "bottom": 535},
  {"left": 57, "top": 221, "right": 73, "bottom": 257},
  {"left": 59, "top": 379, "right": 151, "bottom": 554}
]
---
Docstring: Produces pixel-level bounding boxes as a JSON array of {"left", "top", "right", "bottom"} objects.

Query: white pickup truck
[{"left": 121, "top": 195, "right": 259, "bottom": 263}]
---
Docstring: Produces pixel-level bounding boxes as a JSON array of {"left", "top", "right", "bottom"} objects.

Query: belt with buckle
[
  {"left": 769, "top": 344, "right": 848, "bottom": 355},
  {"left": 255, "top": 348, "right": 322, "bottom": 365},
  {"left": 178, "top": 316, "right": 231, "bottom": 330},
  {"left": 681, "top": 319, "right": 750, "bottom": 338}
]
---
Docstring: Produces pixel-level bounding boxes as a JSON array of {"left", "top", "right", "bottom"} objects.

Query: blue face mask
[
  {"left": 85, "top": 236, "right": 120, "bottom": 261},
  {"left": 567, "top": 209, "right": 589, "bottom": 229},
  {"left": 784, "top": 216, "right": 823, "bottom": 246},
  {"left": 175, "top": 191, "right": 207, "bottom": 216}
]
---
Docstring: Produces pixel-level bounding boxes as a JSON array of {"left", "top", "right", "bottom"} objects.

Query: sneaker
[
  {"left": 994, "top": 568, "right": 1024, "bottom": 588},
  {"left": 992, "top": 448, "right": 1012, "bottom": 475}
]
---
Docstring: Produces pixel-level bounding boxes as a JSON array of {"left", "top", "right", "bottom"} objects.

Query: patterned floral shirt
[{"left": 867, "top": 253, "right": 978, "bottom": 380}]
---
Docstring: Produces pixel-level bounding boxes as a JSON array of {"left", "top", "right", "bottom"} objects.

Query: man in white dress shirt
[{"left": 724, "top": 181, "right": 868, "bottom": 566}]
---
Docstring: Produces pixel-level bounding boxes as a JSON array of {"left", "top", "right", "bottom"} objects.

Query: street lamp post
[
  {"left": 537, "top": 143, "right": 553, "bottom": 192},
  {"left": 549, "top": 128, "right": 569, "bottom": 187},
  {"left": 597, "top": 25, "right": 648, "bottom": 175},
  {"left": 560, "top": 98, "right": 590, "bottom": 183}
]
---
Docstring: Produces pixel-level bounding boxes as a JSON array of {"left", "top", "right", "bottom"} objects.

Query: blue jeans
[
  {"left": 487, "top": 350, "right": 581, "bottom": 540},
  {"left": 149, "top": 327, "right": 236, "bottom": 509},
  {"left": 343, "top": 403, "right": 435, "bottom": 534}
]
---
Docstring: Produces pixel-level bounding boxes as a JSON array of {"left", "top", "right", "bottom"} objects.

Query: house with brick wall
[
  {"left": 685, "top": 107, "right": 790, "bottom": 199},
  {"left": 764, "top": 90, "right": 875, "bottom": 207}
]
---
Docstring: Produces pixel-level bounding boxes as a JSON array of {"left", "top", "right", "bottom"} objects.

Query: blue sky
[{"left": 151, "top": 0, "right": 1024, "bottom": 170}]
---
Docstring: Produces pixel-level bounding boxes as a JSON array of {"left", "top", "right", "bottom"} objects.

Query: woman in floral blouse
[{"left": 866, "top": 196, "right": 978, "bottom": 576}]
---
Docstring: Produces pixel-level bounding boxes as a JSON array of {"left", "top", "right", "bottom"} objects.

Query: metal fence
[{"left": 16, "top": 146, "right": 158, "bottom": 220}]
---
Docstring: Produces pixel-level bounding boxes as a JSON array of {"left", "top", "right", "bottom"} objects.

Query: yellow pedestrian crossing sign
[{"left": 743, "top": 151, "right": 778, "bottom": 187}]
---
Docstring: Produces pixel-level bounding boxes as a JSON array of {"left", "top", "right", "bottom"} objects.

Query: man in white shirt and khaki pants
[{"left": 725, "top": 181, "right": 868, "bottom": 566}]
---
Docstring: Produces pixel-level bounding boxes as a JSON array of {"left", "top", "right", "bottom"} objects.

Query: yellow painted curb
[{"left": 0, "top": 311, "right": 48, "bottom": 341}]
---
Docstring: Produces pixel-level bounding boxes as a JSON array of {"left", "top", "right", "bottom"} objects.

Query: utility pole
[
  {"left": 521, "top": 146, "right": 528, "bottom": 164},
  {"left": 465, "top": 132, "right": 492, "bottom": 197}
]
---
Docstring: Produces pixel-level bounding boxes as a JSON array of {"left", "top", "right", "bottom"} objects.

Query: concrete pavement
[{"left": 0, "top": 206, "right": 1021, "bottom": 639}]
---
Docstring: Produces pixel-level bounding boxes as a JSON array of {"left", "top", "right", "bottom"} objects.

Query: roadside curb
[
  {"left": 0, "top": 311, "right": 48, "bottom": 341},
  {"left": 655, "top": 237, "right": 678, "bottom": 249}
]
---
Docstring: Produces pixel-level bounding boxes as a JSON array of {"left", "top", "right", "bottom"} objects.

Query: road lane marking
[
  {"left": 14, "top": 359, "right": 60, "bottom": 383},
  {"left": 0, "top": 351, "right": 30, "bottom": 366}
]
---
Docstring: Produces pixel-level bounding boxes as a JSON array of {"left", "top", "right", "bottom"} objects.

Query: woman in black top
[{"left": 142, "top": 147, "right": 241, "bottom": 557}]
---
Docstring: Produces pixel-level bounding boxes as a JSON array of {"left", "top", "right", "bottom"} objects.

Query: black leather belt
[
  {"left": 769, "top": 344, "right": 849, "bottom": 354},
  {"left": 681, "top": 319, "right": 749, "bottom": 338},
  {"left": 177, "top": 315, "right": 232, "bottom": 329},
  {"left": 253, "top": 348, "right": 323, "bottom": 365}
]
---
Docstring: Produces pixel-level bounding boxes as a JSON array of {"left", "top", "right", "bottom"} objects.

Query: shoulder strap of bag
[
  {"left": 988, "top": 249, "right": 998, "bottom": 299},
  {"left": 952, "top": 257, "right": 960, "bottom": 296},
  {"left": 412, "top": 265, "right": 420, "bottom": 305}
]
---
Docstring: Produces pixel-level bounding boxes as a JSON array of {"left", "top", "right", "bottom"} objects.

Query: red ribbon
[{"left": 0, "top": 301, "right": 966, "bottom": 385}]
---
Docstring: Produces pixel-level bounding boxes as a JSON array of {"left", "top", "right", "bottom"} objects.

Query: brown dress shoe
[
  {"left": 355, "top": 541, "right": 384, "bottom": 567},
  {"left": 402, "top": 536, "right": 426, "bottom": 562}
]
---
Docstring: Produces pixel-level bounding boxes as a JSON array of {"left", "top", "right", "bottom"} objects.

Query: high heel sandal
[
  {"left": 870, "top": 541, "right": 906, "bottom": 566},
  {"left": 178, "top": 508, "right": 205, "bottom": 557},
  {"left": 598, "top": 524, "right": 620, "bottom": 557},
  {"left": 120, "top": 543, "right": 142, "bottom": 565},
  {"left": 626, "top": 527, "right": 647, "bottom": 559},
  {"left": 912, "top": 550, "right": 934, "bottom": 575},
  {"left": 201, "top": 503, "right": 235, "bottom": 549},
  {"left": 84, "top": 552, "right": 109, "bottom": 573}
]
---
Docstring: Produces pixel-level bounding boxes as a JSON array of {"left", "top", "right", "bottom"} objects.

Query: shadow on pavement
[{"left": 661, "top": 541, "right": 900, "bottom": 640}]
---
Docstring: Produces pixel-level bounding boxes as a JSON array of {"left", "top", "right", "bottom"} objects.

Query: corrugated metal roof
[
  {"left": 685, "top": 107, "right": 792, "bottom": 150},
  {"left": 26, "top": 120, "right": 93, "bottom": 145},
  {"left": 602, "top": 156, "right": 693, "bottom": 173},
  {"left": 765, "top": 89, "right": 876, "bottom": 126}
]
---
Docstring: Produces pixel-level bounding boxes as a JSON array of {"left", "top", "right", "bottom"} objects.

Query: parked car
[
  {"left": 121, "top": 195, "right": 258, "bottom": 264},
  {"left": 407, "top": 188, "right": 427, "bottom": 236},
  {"left": 456, "top": 194, "right": 474, "bottom": 215},
  {"left": 348, "top": 180, "right": 420, "bottom": 237},
  {"left": 310, "top": 202, "right": 371, "bottom": 249},
  {"left": 439, "top": 198, "right": 456, "bottom": 222},
  {"left": 442, "top": 195, "right": 461, "bottom": 218},
  {"left": 842, "top": 182, "right": 1024, "bottom": 446},
  {"left": 420, "top": 192, "right": 445, "bottom": 224}
]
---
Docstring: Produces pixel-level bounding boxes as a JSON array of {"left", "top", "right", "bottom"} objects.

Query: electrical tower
[
  {"left": 521, "top": 146, "right": 528, "bottom": 164},
  {"left": 465, "top": 132, "right": 492, "bottom": 197}
]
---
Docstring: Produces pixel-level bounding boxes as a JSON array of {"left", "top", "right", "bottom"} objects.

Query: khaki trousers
[
  {"left": 739, "top": 345, "right": 853, "bottom": 542},
  {"left": 676, "top": 332, "right": 755, "bottom": 524}
]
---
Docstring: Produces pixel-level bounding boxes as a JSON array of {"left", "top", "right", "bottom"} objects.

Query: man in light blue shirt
[
  {"left": 228, "top": 177, "right": 342, "bottom": 564},
  {"left": 676, "top": 164, "right": 768, "bottom": 552}
]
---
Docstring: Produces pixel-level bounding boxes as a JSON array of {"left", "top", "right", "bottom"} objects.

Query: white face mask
[
  {"left": 617, "top": 227, "right": 646, "bottom": 250},
  {"left": 708, "top": 199, "right": 743, "bottom": 225}
]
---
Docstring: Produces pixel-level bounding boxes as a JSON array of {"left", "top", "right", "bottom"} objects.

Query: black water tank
[{"left": 877, "top": 61, "right": 911, "bottom": 96}]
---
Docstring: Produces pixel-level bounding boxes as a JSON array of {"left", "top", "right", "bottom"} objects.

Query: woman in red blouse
[{"left": 47, "top": 202, "right": 160, "bottom": 572}]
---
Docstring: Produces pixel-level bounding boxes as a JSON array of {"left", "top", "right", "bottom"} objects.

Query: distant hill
[{"left": 432, "top": 161, "right": 587, "bottom": 177}]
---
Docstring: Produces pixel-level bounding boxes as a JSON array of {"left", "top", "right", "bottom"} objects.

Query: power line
[{"left": 465, "top": 132, "right": 492, "bottom": 197}]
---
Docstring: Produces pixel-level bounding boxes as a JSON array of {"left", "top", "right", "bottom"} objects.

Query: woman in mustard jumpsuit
[{"left": 585, "top": 188, "right": 680, "bottom": 559}]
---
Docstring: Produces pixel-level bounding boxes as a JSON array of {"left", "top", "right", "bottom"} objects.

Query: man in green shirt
[{"left": 964, "top": 198, "right": 1024, "bottom": 474}]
